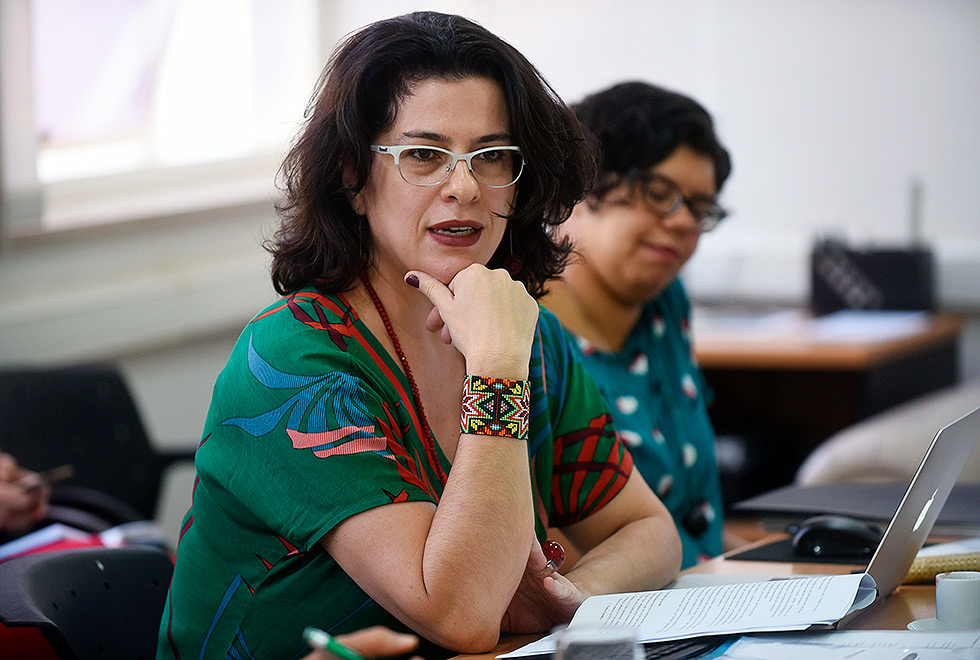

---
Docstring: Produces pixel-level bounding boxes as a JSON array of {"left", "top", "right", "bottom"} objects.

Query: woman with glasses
[
  {"left": 544, "top": 82, "right": 733, "bottom": 570},
  {"left": 159, "top": 14, "right": 680, "bottom": 660}
]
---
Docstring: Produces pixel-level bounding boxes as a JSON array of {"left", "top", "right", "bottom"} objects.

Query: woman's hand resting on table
[
  {"left": 501, "top": 539, "right": 588, "bottom": 635},
  {"left": 298, "top": 546, "right": 583, "bottom": 660},
  {"left": 302, "top": 626, "right": 423, "bottom": 660}
]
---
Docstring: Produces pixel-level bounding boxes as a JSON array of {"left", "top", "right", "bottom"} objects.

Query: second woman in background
[{"left": 545, "top": 81, "right": 733, "bottom": 568}]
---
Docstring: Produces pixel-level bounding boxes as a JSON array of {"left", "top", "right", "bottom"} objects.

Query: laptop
[
  {"left": 859, "top": 403, "right": 980, "bottom": 604},
  {"left": 502, "top": 406, "right": 980, "bottom": 660},
  {"left": 672, "top": 404, "right": 980, "bottom": 615}
]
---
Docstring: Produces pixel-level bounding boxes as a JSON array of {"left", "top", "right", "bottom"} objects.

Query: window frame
[
  {"left": 0, "top": 0, "right": 327, "bottom": 242},
  {"left": 0, "top": 0, "right": 333, "bottom": 366}
]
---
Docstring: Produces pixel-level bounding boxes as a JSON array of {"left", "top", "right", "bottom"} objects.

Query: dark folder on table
[{"left": 733, "top": 481, "right": 980, "bottom": 535}]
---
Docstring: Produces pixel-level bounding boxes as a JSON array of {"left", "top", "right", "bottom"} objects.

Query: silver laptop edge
[
  {"left": 864, "top": 404, "right": 980, "bottom": 600},
  {"left": 668, "top": 404, "right": 980, "bottom": 623}
]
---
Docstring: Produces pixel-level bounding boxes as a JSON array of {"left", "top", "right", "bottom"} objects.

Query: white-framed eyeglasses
[{"left": 370, "top": 144, "right": 524, "bottom": 188}]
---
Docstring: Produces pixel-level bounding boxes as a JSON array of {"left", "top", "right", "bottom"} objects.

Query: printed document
[
  {"left": 716, "top": 630, "right": 980, "bottom": 660},
  {"left": 501, "top": 573, "right": 876, "bottom": 657}
]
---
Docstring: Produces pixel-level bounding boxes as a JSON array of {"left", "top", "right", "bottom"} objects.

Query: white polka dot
[
  {"left": 619, "top": 430, "right": 642, "bottom": 447},
  {"left": 656, "top": 474, "right": 674, "bottom": 498},
  {"left": 682, "top": 443, "right": 698, "bottom": 468},
  {"left": 653, "top": 316, "right": 665, "bottom": 337},
  {"left": 616, "top": 396, "right": 639, "bottom": 415},
  {"left": 652, "top": 428, "right": 666, "bottom": 444},
  {"left": 628, "top": 353, "right": 649, "bottom": 375},
  {"left": 681, "top": 373, "right": 697, "bottom": 399},
  {"left": 703, "top": 503, "right": 716, "bottom": 524}
]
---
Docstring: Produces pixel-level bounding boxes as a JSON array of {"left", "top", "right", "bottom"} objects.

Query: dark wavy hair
[
  {"left": 572, "top": 81, "right": 731, "bottom": 206},
  {"left": 268, "top": 11, "right": 595, "bottom": 298}
]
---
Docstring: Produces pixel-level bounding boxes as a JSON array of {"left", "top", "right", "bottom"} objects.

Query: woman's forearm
[
  {"left": 420, "top": 434, "right": 536, "bottom": 619},
  {"left": 326, "top": 436, "right": 537, "bottom": 652},
  {"left": 560, "top": 474, "right": 682, "bottom": 598},
  {"left": 567, "top": 514, "right": 680, "bottom": 597}
]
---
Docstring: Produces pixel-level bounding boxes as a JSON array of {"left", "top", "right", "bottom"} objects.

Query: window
[{"left": 1, "top": 0, "right": 321, "bottom": 234}]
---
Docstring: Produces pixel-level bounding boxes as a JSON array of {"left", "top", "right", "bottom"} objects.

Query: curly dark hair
[
  {"left": 267, "top": 11, "right": 595, "bottom": 298},
  {"left": 572, "top": 81, "right": 731, "bottom": 206}
]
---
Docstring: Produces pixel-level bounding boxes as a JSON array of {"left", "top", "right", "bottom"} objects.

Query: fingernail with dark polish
[{"left": 405, "top": 274, "right": 420, "bottom": 288}]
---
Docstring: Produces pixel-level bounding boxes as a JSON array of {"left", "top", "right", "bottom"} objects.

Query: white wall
[
  {"left": 330, "top": 0, "right": 980, "bottom": 305},
  {"left": 2, "top": 0, "right": 979, "bottom": 544}
]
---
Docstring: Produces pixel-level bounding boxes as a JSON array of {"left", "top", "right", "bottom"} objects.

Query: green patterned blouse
[{"left": 157, "top": 288, "right": 633, "bottom": 660}]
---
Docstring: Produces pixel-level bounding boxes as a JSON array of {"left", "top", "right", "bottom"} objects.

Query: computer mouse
[{"left": 790, "top": 514, "right": 883, "bottom": 559}]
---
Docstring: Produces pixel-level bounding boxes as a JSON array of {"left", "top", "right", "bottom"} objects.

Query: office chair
[
  {"left": 796, "top": 379, "right": 980, "bottom": 485},
  {"left": 0, "top": 364, "right": 196, "bottom": 532},
  {"left": 0, "top": 545, "right": 173, "bottom": 660}
]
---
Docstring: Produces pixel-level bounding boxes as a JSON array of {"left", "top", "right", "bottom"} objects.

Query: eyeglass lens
[
  {"left": 640, "top": 174, "right": 725, "bottom": 231},
  {"left": 398, "top": 147, "right": 523, "bottom": 187}
]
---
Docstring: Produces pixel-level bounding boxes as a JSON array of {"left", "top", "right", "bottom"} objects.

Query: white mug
[{"left": 935, "top": 570, "right": 980, "bottom": 629}]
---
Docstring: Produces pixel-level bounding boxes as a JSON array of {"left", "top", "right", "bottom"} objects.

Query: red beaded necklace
[{"left": 361, "top": 275, "right": 447, "bottom": 486}]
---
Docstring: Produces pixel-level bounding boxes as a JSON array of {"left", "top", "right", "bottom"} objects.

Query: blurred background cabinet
[{"left": 693, "top": 310, "right": 963, "bottom": 506}]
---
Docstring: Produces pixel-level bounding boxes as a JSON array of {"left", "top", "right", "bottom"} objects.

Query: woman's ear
[
  {"left": 343, "top": 164, "right": 366, "bottom": 216},
  {"left": 349, "top": 191, "right": 366, "bottom": 217},
  {"left": 559, "top": 199, "right": 591, "bottom": 237}
]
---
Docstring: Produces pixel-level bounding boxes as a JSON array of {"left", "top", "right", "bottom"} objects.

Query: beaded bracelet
[{"left": 460, "top": 375, "right": 530, "bottom": 440}]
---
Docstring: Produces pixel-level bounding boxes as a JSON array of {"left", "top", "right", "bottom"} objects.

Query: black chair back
[
  {"left": 0, "top": 364, "right": 194, "bottom": 528},
  {"left": 0, "top": 546, "right": 173, "bottom": 660}
]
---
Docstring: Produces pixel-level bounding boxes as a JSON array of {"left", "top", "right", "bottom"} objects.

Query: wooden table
[
  {"left": 693, "top": 312, "right": 962, "bottom": 373},
  {"left": 691, "top": 310, "right": 963, "bottom": 502},
  {"left": 454, "top": 534, "right": 938, "bottom": 659}
]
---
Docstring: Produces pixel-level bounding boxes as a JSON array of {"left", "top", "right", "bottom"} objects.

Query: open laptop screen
[{"left": 864, "top": 405, "right": 980, "bottom": 598}]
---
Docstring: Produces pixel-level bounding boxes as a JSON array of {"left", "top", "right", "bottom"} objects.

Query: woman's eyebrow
[
  {"left": 401, "top": 130, "right": 447, "bottom": 142},
  {"left": 399, "top": 130, "right": 513, "bottom": 145},
  {"left": 475, "top": 132, "right": 512, "bottom": 144}
]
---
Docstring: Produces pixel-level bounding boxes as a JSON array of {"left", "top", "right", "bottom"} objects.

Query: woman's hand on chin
[{"left": 406, "top": 265, "right": 538, "bottom": 379}]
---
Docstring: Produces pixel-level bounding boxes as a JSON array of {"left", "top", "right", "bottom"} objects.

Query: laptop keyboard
[
  {"left": 535, "top": 636, "right": 727, "bottom": 660},
  {"left": 642, "top": 637, "right": 727, "bottom": 660}
]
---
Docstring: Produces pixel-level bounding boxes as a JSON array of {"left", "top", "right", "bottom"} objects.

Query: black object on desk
[
  {"left": 643, "top": 637, "right": 729, "bottom": 660},
  {"left": 790, "top": 514, "right": 882, "bottom": 559},
  {"left": 538, "top": 637, "right": 728, "bottom": 660},
  {"left": 727, "top": 538, "right": 861, "bottom": 564},
  {"left": 733, "top": 482, "right": 980, "bottom": 536},
  {"left": 810, "top": 238, "right": 935, "bottom": 315}
]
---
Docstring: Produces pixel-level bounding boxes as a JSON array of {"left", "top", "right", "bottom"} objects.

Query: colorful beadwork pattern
[{"left": 460, "top": 375, "right": 530, "bottom": 439}]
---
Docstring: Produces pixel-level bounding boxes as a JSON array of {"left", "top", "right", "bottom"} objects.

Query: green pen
[{"left": 303, "top": 626, "right": 365, "bottom": 660}]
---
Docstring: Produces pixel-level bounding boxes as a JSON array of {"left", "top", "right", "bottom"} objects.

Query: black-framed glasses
[
  {"left": 632, "top": 171, "right": 727, "bottom": 233},
  {"left": 369, "top": 144, "right": 524, "bottom": 188}
]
